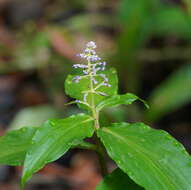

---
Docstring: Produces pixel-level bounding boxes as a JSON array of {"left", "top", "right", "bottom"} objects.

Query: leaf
[
  {"left": 21, "top": 113, "right": 94, "bottom": 188},
  {"left": 70, "top": 139, "right": 96, "bottom": 150},
  {"left": 0, "top": 127, "right": 37, "bottom": 166},
  {"left": 145, "top": 64, "right": 191, "bottom": 122},
  {"left": 9, "top": 105, "right": 59, "bottom": 130},
  {"left": 98, "top": 122, "right": 191, "bottom": 190},
  {"left": 65, "top": 68, "right": 118, "bottom": 106},
  {"left": 153, "top": 7, "right": 191, "bottom": 39},
  {"left": 15, "top": 31, "right": 50, "bottom": 70},
  {"left": 96, "top": 93, "right": 148, "bottom": 111},
  {"left": 96, "top": 168, "right": 144, "bottom": 190},
  {"left": 117, "top": 0, "right": 154, "bottom": 92}
]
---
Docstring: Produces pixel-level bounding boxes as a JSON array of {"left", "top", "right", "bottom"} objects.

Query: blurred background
[{"left": 0, "top": 0, "right": 191, "bottom": 189}]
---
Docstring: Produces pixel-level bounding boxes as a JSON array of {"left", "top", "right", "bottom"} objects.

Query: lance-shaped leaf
[
  {"left": 0, "top": 127, "right": 37, "bottom": 166},
  {"left": 21, "top": 114, "right": 94, "bottom": 188},
  {"left": 98, "top": 123, "right": 191, "bottom": 190},
  {"left": 96, "top": 168, "right": 144, "bottom": 190},
  {"left": 96, "top": 93, "right": 148, "bottom": 111},
  {"left": 153, "top": 7, "right": 191, "bottom": 39},
  {"left": 65, "top": 68, "right": 118, "bottom": 105},
  {"left": 145, "top": 64, "right": 191, "bottom": 122}
]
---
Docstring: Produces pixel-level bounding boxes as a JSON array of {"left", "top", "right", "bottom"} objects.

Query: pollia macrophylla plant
[{"left": 0, "top": 41, "right": 191, "bottom": 190}]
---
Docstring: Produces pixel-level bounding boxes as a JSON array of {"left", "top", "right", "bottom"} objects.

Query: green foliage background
[{"left": 0, "top": 0, "right": 191, "bottom": 189}]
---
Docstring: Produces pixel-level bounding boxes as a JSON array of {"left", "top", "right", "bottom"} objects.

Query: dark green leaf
[
  {"left": 145, "top": 64, "right": 191, "bottom": 122},
  {"left": 21, "top": 114, "right": 94, "bottom": 188},
  {"left": 0, "top": 127, "right": 37, "bottom": 166},
  {"left": 153, "top": 7, "right": 191, "bottom": 39},
  {"left": 65, "top": 68, "right": 118, "bottom": 106},
  {"left": 70, "top": 139, "right": 96, "bottom": 150},
  {"left": 96, "top": 168, "right": 144, "bottom": 190},
  {"left": 117, "top": 0, "right": 153, "bottom": 92},
  {"left": 96, "top": 93, "right": 148, "bottom": 111},
  {"left": 98, "top": 122, "right": 191, "bottom": 190}
]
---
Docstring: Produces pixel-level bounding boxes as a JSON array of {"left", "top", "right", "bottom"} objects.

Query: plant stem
[
  {"left": 88, "top": 59, "right": 100, "bottom": 129},
  {"left": 87, "top": 59, "right": 108, "bottom": 176},
  {"left": 94, "top": 135, "right": 109, "bottom": 176}
]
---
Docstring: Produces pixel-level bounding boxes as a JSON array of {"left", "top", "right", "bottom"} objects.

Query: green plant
[
  {"left": 116, "top": 0, "right": 191, "bottom": 123},
  {"left": 0, "top": 41, "right": 191, "bottom": 190}
]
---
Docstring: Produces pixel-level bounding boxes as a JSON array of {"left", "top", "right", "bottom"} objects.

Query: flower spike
[{"left": 73, "top": 41, "right": 111, "bottom": 103}]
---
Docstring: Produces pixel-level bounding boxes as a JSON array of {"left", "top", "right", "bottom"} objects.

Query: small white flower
[
  {"left": 72, "top": 41, "right": 111, "bottom": 103},
  {"left": 73, "top": 64, "right": 88, "bottom": 69},
  {"left": 99, "top": 74, "right": 108, "bottom": 82},
  {"left": 73, "top": 76, "right": 82, "bottom": 83},
  {"left": 83, "top": 93, "right": 88, "bottom": 102},
  {"left": 86, "top": 41, "right": 96, "bottom": 49},
  {"left": 92, "top": 77, "right": 98, "bottom": 84}
]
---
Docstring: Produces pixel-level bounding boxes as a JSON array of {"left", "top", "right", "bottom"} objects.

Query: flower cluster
[{"left": 72, "top": 41, "right": 111, "bottom": 104}]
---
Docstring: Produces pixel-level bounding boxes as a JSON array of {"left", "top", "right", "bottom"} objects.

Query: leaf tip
[{"left": 139, "top": 98, "right": 150, "bottom": 109}]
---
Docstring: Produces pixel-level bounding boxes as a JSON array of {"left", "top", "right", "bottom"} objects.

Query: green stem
[
  {"left": 88, "top": 59, "right": 100, "bottom": 129},
  {"left": 94, "top": 135, "right": 109, "bottom": 176},
  {"left": 87, "top": 59, "right": 108, "bottom": 176}
]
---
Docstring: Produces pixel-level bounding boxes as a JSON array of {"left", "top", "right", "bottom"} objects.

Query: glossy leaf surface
[
  {"left": 65, "top": 68, "right": 118, "bottom": 105},
  {"left": 22, "top": 114, "right": 94, "bottom": 187},
  {"left": 98, "top": 122, "right": 191, "bottom": 190},
  {"left": 0, "top": 127, "right": 37, "bottom": 166},
  {"left": 96, "top": 168, "right": 144, "bottom": 190},
  {"left": 96, "top": 93, "right": 148, "bottom": 111}
]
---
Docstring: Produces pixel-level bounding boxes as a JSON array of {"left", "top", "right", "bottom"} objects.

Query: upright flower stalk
[{"left": 72, "top": 41, "right": 111, "bottom": 129}]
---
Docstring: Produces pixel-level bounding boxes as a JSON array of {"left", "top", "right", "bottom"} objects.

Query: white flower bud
[{"left": 72, "top": 41, "right": 111, "bottom": 103}]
